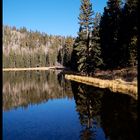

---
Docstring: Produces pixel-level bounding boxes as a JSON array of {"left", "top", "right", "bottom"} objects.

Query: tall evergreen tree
[
  {"left": 100, "top": 0, "right": 122, "bottom": 69},
  {"left": 119, "top": 0, "right": 138, "bottom": 67},
  {"left": 70, "top": 36, "right": 79, "bottom": 71},
  {"left": 73, "top": 0, "right": 94, "bottom": 74},
  {"left": 87, "top": 12, "right": 103, "bottom": 75},
  {"left": 57, "top": 37, "right": 74, "bottom": 67}
]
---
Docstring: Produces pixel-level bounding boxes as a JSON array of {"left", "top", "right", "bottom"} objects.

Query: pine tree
[
  {"left": 73, "top": 0, "right": 94, "bottom": 74},
  {"left": 119, "top": 0, "right": 138, "bottom": 67},
  {"left": 87, "top": 12, "right": 103, "bottom": 75},
  {"left": 100, "top": 0, "right": 122, "bottom": 69},
  {"left": 70, "top": 36, "right": 79, "bottom": 71},
  {"left": 57, "top": 37, "right": 74, "bottom": 67}
]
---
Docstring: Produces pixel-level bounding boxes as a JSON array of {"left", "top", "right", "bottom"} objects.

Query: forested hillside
[
  {"left": 3, "top": 25, "right": 74, "bottom": 68},
  {"left": 3, "top": 0, "right": 138, "bottom": 75}
]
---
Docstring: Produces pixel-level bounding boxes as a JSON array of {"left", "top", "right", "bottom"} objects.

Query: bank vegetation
[{"left": 65, "top": 67, "right": 137, "bottom": 99}]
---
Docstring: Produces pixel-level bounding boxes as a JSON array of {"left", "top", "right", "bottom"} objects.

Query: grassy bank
[
  {"left": 93, "top": 67, "right": 137, "bottom": 82},
  {"left": 65, "top": 74, "right": 137, "bottom": 100}
]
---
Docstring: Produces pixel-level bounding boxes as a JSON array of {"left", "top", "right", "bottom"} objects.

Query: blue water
[
  {"left": 3, "top": 71, "right": 137, "bottom": 140},
  {"left": 3, "top": 99, "right": 78, "bottom": 140},
  {"left": 3, "top": 98, "right": 107, "bottom": 140}
]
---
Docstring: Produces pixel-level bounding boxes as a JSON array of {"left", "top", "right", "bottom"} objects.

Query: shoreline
[
  {"left": 3, "top": 67, "right": 137, "bottom": 99},
  {"left": 3, "top": 66, "right": 64, "bottom": 71},
  {"left": 65, "top": 74, "right": 137, "bottom": 100}
]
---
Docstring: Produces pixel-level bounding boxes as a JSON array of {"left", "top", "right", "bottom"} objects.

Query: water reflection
[
  {"left": 3, "top": 70, "right": 73, "bottom": 111},
  {"left": 100, "top": 89, "right": 137, "bottom": 140},
  {"left": 3, "top": 71, "right": 137, "bottom": 140},
  {"left": 71, "top": 81, "right": 137, "bottom": 140},
  {"left": 71, "top": 82, "right": 105, "bottom": 140}
]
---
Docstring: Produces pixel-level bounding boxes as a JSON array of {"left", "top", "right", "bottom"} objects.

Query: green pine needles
[{"left": 73, "top": 0, "right": 103, "bottom": 75}]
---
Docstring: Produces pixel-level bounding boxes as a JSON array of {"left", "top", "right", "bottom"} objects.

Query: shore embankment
[{"left": 65, "top": 68, "right": 137, "bottom": 100}]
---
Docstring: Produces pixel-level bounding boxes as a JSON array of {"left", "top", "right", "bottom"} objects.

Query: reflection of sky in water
[
  {"left": 96, "top": 128, "right": 107, "bottom": 140},
  {"left": 3, "top": 71, "right": 137, "bottom": 140},
  {"left": 3, "top": 98, "right": 107, "bottom": 140}
]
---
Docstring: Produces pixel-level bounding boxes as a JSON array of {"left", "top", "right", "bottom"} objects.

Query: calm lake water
[{"left": 3, "top": 70, "right": 138, "bottom": 140}]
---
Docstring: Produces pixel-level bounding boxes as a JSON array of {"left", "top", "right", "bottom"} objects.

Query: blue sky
[{"left": 3, "top": 0, "right": 107, "bottom": 37}]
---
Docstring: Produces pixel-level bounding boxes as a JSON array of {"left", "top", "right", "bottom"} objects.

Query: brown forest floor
[
  {"left": 93, "top": 67, "right": 137, "bottom": 83},
  {"left": 65, "top": 67, "right": 137, "bottom": 100}
]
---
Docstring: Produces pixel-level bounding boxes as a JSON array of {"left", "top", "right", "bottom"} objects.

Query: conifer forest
[
  {"left": 3, "top": 1, "right": 138, "bottom": 140},
  {"left": 3, "top": 0, "right": 138, "bottom": 75}
]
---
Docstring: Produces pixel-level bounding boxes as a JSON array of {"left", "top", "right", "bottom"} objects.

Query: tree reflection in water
[
  {"left": 100, "top": 89, "right": 138, "bottom": 140},
  {"left": 3, "top": 70, "right": 73, "bottom": 111},
  {"left": 71, "top": 81, "right": 104, "bottom": 140},
  {"left": 3, "top": 71, "right": 137, "bottom": 140},
  {"left": 71, "top": 81, "right": 137, "bottom": 140}
]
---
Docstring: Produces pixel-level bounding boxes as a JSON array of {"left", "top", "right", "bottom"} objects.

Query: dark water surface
[{"left": 3, "top": 70, "right": 137, "bottom": 140}]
